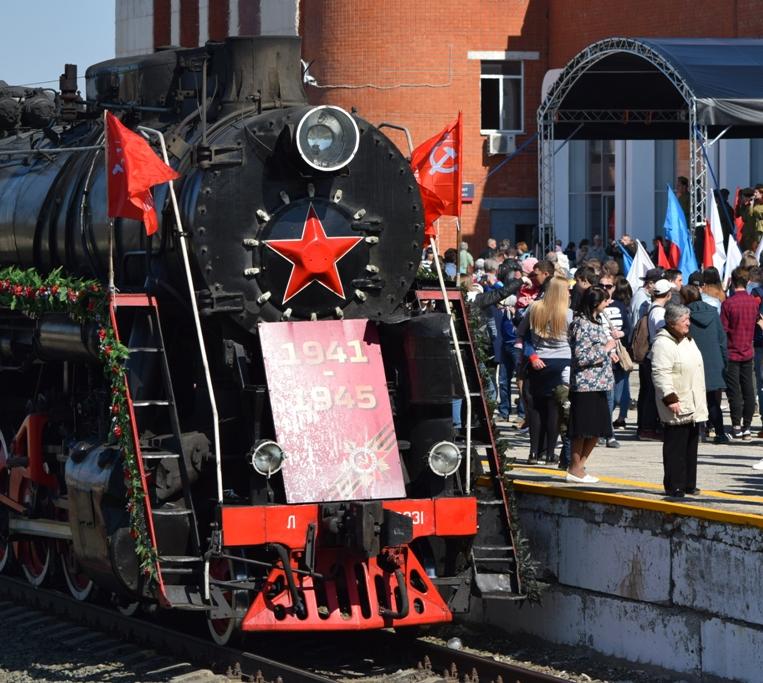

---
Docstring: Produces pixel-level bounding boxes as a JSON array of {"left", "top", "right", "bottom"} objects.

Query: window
[
  {"left": 654, "top": 140, "right": 676, "bottom": 229},
  {"left": 568, "top": 140, "right": 615, "bottom": 244},
  {"left": 480, "top": 61, "right": 523, "bottom": 133}
]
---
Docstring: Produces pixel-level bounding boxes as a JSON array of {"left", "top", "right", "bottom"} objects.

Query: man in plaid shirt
[{"left": 721, "top": 267, "right": 759, "bottom": 440}]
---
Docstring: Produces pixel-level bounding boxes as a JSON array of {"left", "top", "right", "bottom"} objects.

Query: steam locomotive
[{"left": 0, "top": 36, "right": 522, "bottom": 643}]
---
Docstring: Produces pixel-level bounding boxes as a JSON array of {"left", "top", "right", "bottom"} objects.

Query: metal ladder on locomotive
[
  {"left": 111, "top": 293, "right": 215, "bottom": 611},
  {"left": 415, "top": 288, "right": 524, "bottom": 600}
]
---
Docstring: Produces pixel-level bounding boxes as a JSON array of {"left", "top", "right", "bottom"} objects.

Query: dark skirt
[
  {"left": 527, "top": 357, "right": 570, "bottom": 397},
  {"left": 569, "top": 390, "right": 613, "bottom": 439}
]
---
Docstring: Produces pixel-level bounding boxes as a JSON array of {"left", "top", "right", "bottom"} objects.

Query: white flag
[
  {"left": 706, "top": 192, "right": 727, "bottom": 275},
  {"left": 724, "top": 234, "right": 743, "bottom": 287},
  {"left": 626, "top": 240, "right": 656, "bottom": 294}
]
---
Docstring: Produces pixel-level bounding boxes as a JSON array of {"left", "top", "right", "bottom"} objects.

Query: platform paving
[{"left": 496, "top": 400, "right": 763, "bottom": 519}]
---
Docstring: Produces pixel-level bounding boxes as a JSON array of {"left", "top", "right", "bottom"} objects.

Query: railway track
[{"left": 0, "top": 575, "right": 568, "bottom": 682}]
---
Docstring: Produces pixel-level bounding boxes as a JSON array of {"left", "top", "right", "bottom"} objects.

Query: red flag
[
  {"left": 410, "top": 113, "right": 463, "bottom": 237},
  {"left": 734, "top": 187, "right": 744, "bottom": 243},
  {"left": 702, "top": 222, "right": 714, "bottom": 269},
  {"left": 106, "top": 112, "right": 180, "bottom": 235},
  {"left": 656, "top": 240, "right": 673, "bottom": 269}
]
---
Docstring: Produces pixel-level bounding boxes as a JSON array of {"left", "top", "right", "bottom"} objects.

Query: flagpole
[
  {"left": 455, "top": 216, "right": 462, "bottom": 287},
  {"left": 104, "top": 110, "right": 115, "bottom": 298}
]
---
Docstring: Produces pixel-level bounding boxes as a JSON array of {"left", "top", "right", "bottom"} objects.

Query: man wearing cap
[
  {"left": 636, "top": 278, "right": 672, "bottom": 440},
  {"left": 631, "top": 267, "right": 664, "bottom": 327}
]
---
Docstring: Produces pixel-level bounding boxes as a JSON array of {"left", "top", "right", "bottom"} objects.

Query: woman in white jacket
[{"left": 651, "top": 303, "right": 708, "bottom": 498}]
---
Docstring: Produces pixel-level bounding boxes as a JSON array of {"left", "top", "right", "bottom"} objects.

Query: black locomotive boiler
[{"left": 0, "top": 36, "right": 523, "bottom": 642}]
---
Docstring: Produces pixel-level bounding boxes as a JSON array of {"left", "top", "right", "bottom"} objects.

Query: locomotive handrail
[
  {"left": 428, "top": 236, "right": 472, "bottom": 493},
  {"left": 137, "top": 125, "right": 223, "bottom": 511},
  {"left": 0, "top": 144, "right": 104, "bottom": 157}
]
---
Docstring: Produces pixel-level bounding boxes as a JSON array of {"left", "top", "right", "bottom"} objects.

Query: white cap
[{"left": 653, "top": 279, "right": 672, "bottom": 296}]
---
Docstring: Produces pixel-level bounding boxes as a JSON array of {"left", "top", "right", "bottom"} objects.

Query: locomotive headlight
[
  {"left": 249, "top": 440, "right": 286, "bottom": 477},
  {"left": 427, "top": 441, "right": 462, "bottom": 478},
  {"left": 296, "top": 106, "right": 359, "bottom": 172}
]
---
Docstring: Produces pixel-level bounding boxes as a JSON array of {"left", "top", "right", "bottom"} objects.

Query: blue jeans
[
  {"left": 609, "top": 369, "right": 631, "bottom": 422},
  {"left": 452, "top": 398, "right": 463, "bottom": 429},
  {"left": 510, "top": 346, "right": 526, "bottom": 418},
  {"left": 497, "top": 348, "right": 516, "bottom": 418}
]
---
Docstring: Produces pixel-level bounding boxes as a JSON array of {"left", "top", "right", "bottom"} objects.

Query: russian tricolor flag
[{"left": 703, "top": 190, "right": 727, "bottom": 275}]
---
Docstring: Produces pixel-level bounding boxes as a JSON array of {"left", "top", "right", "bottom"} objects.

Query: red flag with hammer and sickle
[
  {"left": 410, "top": 113, "right": 463, "bottom": 237},
  {"left": 105, "top": 111, "right": 180, "bottom": 235}
]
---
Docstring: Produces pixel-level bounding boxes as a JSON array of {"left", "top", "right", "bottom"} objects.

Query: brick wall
[{"left": 300, "top": 0, "right": 549, "bottom": 250}]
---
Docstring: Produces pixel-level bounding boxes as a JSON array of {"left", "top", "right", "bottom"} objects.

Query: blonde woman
[{"left": 516, "top": 276, "right": 572, "bottom": 463}]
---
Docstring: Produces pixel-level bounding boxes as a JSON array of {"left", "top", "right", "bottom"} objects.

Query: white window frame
[
  {"left": 469, "top": 51, "right": 538, "bottom": 136},
  {"left": 479, "top": 61, "right": 524, "bottom": 135}
]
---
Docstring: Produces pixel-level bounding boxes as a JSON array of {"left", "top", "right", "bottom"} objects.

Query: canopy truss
[{"left": 537, "top": 36, "right": 763, "bottom": 251}]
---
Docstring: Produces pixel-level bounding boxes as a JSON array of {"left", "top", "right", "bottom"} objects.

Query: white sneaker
[
  {"left": 565, "top": 473, "right": 599, "bottom": 483},
  {"left": 752, "top": 460, "right": 763, "bottom": 471}
]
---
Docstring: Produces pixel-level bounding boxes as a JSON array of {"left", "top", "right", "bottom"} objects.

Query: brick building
[{"left": 116, "top": 0, "right": 763, "bottom": 252}]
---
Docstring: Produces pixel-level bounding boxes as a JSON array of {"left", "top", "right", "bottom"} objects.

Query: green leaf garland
[{"left": 0, "top": 266, "right": 158, "bottom": 581}]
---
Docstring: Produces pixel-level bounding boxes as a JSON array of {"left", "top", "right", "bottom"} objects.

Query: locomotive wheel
[
  {"left": 15, "top": 481, "right": 52, "bottom": 587},
  {"left": 207, "top": 554, "right": 248, "bottom": 645},
  {"left": 0, "top": 430, "right": 12, "bottom": 574},
  {"left": 16, "top": 536, "right": 51, "bottom": 586},
  {"left": 60, "top": 543, "right": 94, "bottom": 601}
]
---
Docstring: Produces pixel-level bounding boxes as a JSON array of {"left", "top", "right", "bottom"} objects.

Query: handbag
[
  {"left": 603, "top": 311, "right": 634, "bottom": 372},
  {"left": 614, "top": 338, "right": 634, "bottom": 372}
]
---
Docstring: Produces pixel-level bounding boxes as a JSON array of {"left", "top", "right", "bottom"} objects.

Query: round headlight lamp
[
  {"left": 249, "top": 440, "right": 286, "bottom": 477},
  {"left": 427, "top": 441, "right": 462, "bottom": 478},
  {"left": 296, "top": 105, "right": 360, "bottom": 172}
]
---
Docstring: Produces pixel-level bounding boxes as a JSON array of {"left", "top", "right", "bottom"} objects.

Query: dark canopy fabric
[{"left": 551, "top": 38, "right": 763, "bottom": 140}]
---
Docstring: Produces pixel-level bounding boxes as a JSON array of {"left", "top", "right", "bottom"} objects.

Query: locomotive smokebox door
[{"left": 259, "top": 319, "right": 405, "bottom": 503}]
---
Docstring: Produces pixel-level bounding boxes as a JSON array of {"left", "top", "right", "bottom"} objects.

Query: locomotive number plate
[{"left": 259, "top": 320, "right": 405, "bottom": 503}]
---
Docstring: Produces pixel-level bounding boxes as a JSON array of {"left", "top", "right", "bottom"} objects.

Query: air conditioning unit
[{"left": 487, "top": 132, "right": 516, "bottom": 156}]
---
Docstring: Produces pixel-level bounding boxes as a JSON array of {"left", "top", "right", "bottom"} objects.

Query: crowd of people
[{"left": 451, "top": 236, "right": 763, "bottom": 498}]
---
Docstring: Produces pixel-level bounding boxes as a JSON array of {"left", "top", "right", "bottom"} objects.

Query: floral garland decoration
[{"left": 0, "top": 266, "right": 158, "bottom": 581}]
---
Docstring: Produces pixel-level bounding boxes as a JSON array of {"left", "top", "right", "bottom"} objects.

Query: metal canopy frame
[{"left": 537, "top": 37, "right": 707, "bottom": 252}]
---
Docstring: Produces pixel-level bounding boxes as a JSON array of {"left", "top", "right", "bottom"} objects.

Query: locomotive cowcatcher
[{"left": 0, "top": 36, "right": 524, "bottom": 642}]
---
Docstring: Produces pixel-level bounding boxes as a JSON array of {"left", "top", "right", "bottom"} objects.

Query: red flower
[
  {"left": 87, "top": 300, "right": 96, "bottom": 312},
  {"left": 26, "top": 287, "right": 35, "bottom": 299},
  {"left": 112, "top": 404, "right": 120, "bottom": 415},
  {"left": 98, "top": 328, "right": 107, "bottom": 341},
  {"left": 130, "top": 528, "right": 138, "bottom": 540},
  {"left": 50, "top": 285, "right": 59, "bottom": 296},
  {"left": 67, "top": 289, "right": 78, "bottom": 302},
  {"left": 113, "top": 424, "right": 123, "bottom": 438},
  {"left": 13, "top": 285, "right": 22, "bottom": 296}
]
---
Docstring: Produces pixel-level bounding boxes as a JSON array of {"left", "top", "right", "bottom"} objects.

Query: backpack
[{"left": 631, "top": 305, "right": 656, "bottom": 363}]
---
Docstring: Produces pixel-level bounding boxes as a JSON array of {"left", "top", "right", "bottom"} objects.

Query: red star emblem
[{"left": 265, "top": 204, "right": 363, "bottom": 303}]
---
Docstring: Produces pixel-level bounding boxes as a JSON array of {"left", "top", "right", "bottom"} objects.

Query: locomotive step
[
  {"left": 162, "top": 585, "right": 210, "bottom": 611},
  {"left": 473, "top": 544, "right": 515, "bottom": 554},
  {"left": 128, "top": 346, "right": 163, "bottom": 353},
  {"left": 141, "top": 451, "right": 180, "bottom": 460},
  {"left": 159, "top": 555, "right": 204, "bottom": 563},
  {"left": 132, "top": 400, "right": 173, "bottom": 407},
  {"left": 153, "top": 508, "right": 193, "bottom": 516}
]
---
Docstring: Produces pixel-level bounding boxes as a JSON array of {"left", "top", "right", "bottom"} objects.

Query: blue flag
[
  {"left": 617, "top": 242, "right": 634, "bottom": 275},
  {"left": 663, "top": 185, "right": 698, "bottom": 279}
]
